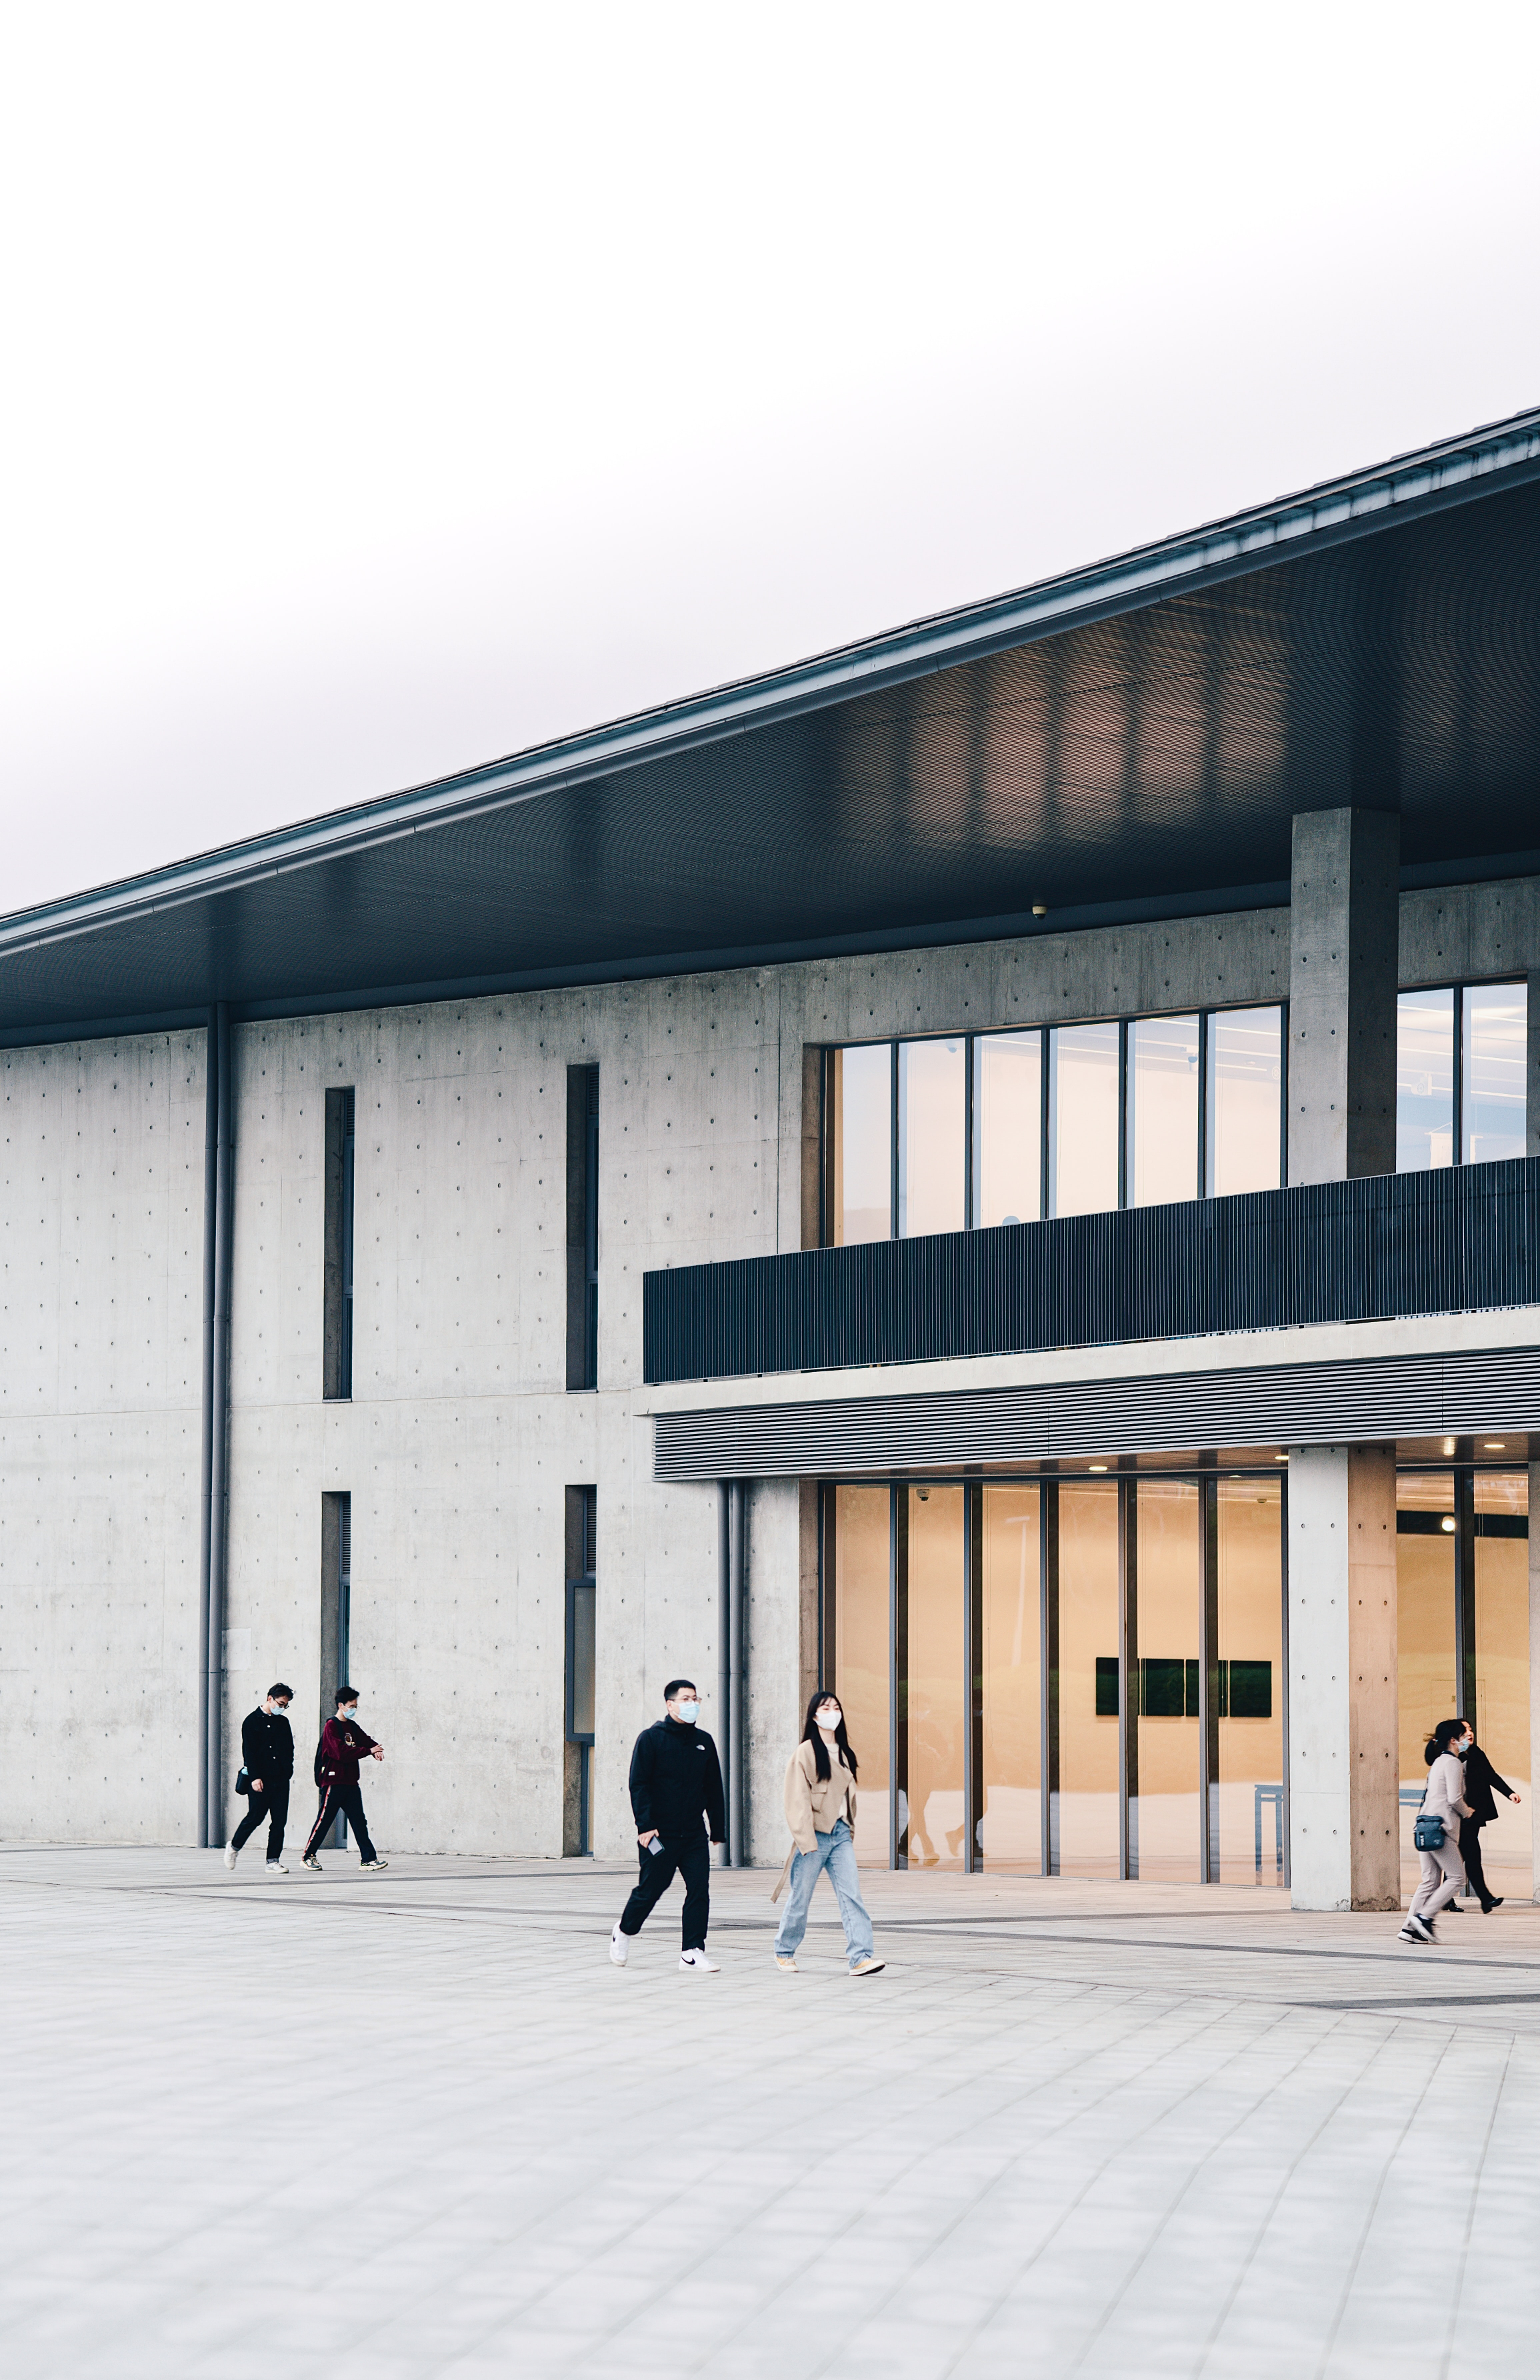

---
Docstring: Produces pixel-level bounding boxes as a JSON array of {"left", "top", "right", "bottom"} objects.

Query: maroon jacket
[{"left": 317, "top": 1717, "right": 378, "bottom": 1787}]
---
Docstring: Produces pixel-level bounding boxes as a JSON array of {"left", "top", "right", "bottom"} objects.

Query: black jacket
[
  {"left": 628, "top": 1717, "right": 725, "bottom": 1843},
  {"left": 1463, "top": 1741, "right": 1515, "bottom": 1827},
  {"left": 241, "top": 1705, "right": 295, "bottom": 1785}
]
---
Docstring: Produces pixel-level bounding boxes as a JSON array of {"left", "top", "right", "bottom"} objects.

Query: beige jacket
[{"left": 770, "top": 1738, "right": 857, "bottom": 1901}]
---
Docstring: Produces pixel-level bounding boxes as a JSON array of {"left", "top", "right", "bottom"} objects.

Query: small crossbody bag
[{"left": 1413, "top": 1807, "right": 1445, "bottom": 1852}]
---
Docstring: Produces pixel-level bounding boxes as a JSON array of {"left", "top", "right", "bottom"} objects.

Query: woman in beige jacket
[
  {"left": 770, "top": 1693, "right": 884, "bottom": 1975},
  {"left": 1401, "top": 1715, "right": 1473, "bottom": 1943}
]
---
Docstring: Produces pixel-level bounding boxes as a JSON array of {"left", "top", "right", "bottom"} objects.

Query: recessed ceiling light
[
  {"left": 1483, "top": 1441, "right": 1505, "bottom": 1451},
  {"left": 1089, "top": 1463, "right": 1108, "bottom": 1473},
  {"left": 1275, "top": 1454, "right": 1289, "bottom": 1463},
  {"left": 1441, "top": 1515, "right": 1457, "bottom": 1533}
]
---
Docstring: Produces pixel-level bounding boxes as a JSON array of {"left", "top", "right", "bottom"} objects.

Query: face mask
[
  {"left": 268, "top": 1703, "right": 289, "bottom": 1717},
  {"left": 342, "top": 1709, "right": 359, "bottom": 1725},
  {"left": 817, "top": 1711, "right": 841, "bottom": 1731},
  {"left": 675, "top": 1701, "right": 699, "bottom": 1724}
]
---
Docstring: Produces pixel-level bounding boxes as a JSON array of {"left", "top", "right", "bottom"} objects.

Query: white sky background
[{"left": 3, "top": 1, "right": 1539, "bottom": 916}]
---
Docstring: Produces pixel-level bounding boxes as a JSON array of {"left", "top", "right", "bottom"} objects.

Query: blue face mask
[{"left": 675, "top": 1701, "right": 699, "bottom": 1724}]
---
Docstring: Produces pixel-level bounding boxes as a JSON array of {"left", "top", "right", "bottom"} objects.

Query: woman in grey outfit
[{"left": 1401, "top": 1717, "right": 1473, "bottom": 1943}]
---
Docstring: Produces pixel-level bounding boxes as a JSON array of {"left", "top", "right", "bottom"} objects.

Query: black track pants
[
  {"left": 305, "top": 1781, "right": 377, "bottom": 1863},
  {"left": 1460, "top": 1815, "right": 1495, "bottom": 1907},
  {"left": 232, "top": 1777, "right": 291, "bottom": 1859},
  {"left": 618, "top": 1829, "right": 711, "bottom": 1951}
]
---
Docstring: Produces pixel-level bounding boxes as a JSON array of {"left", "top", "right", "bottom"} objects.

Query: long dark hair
[
  {"left": 802, "top": 1690, "right": 858, "bottom": 1783},
  {"left": 1425, "top": 1716, "right": 1467, "bottom": 1764}
]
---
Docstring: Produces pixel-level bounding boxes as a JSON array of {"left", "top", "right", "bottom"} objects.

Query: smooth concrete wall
[
  {"left": 1287, "top": 1444, "right": 1400, "bottom": 1911},
  {"left": 0, "top": 1032, "right": 205, "bottom": 1841},
  {"left": 5, "top": 868, "right": 1540, "bottom": 1858}
]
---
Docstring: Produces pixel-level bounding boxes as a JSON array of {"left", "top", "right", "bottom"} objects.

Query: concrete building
[{"left": 3, "top": 408, "right": 1540, "bottom": 1911}]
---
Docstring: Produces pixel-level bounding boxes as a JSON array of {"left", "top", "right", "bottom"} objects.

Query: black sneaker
[{"left": 1483, "top": 1897, "right": 1504, "bottom": 1913}]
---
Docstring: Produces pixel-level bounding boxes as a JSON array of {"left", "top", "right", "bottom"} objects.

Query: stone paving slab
[{"left": 1, "top": 1849, "right": 1537, "bottom": 2377}]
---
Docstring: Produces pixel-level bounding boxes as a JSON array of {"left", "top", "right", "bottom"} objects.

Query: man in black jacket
[
  {"left": 1455, "top": 1722, "right": 1521, "bottom": 1913},
  {"left": 225, "top": 1684, "right": 296, "bottom": 1874},
  {"left": 610, "top": 1679, "right": 725, "bottom": 1972}
]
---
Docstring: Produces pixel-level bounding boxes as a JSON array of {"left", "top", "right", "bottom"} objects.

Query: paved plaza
[{"left": 3, "top": 1849, "right": 1539, "bottom": 2378}]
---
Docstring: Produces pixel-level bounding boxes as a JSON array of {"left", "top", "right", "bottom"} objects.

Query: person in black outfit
[
  {"left": 225, "top": 1683, "right": 296, "bottom": 1874},
  {"left": 610, "top": 1679, "right": 725, "bottom": 1973},
  {"left": 1455, "top": 1721, "right": 1522, "bottom": 1913}
]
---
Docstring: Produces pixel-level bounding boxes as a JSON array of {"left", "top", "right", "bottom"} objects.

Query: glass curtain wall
[
  {"left": 1129, "top": 1017, "right": 1199, "bottom": 1206},
  {"left": 1049, "top": 1025, "right": 1121, "bottom": 1217},
  {"left": 898, "top": 1039, "right": 965, "bottom": 1237},
  {"left": 1206, "top": 1007, "right": 1283, "bottom": 1195},
  {"left": 973, "top": 1033, "right": 1041, "bottom": 1227},
  {"left": 827, "top": 1473, "right": 1286, "bottom": 1883},
  {"left": 1395, "top": 1468, "right": 1530, "bottom": 1894},
  {"left": 829, "top": 1044, "right": 892, "bottom": 1244},
  {"left": 1395, "top": 981, "right": 1528, "bottom": 1173}
]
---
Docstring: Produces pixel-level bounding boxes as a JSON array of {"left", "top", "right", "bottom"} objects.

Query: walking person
[
  {"left": 1454, "top": 1721, "right": 1521, "bottom": 1913},
  {"left": 771, "top": 1691, "right": 884, "bottom": 1976},
  {"left": 303, "top": 1686, "right": 388, "bottom": 1872},
  {"left": 1401, "top": 1717, "right": 1472, "bottom": 1943},
  {"left": 609, "top": 1679, "right": 725, "bottom": 1972},
  {"left": 225, "top": 1683, "right": 297, "bottom": 1873}
]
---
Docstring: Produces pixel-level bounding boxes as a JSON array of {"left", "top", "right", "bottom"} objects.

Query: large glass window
[
  {"left": 1396, "top": 989, "right": 1454, "bottom": 1171},
  {"left": 1464, "top": 985, "right": 1527, "bottom": 1165},
  {"left": 1205, "top": 1007, "right": 1282, "bottom": 1195},
  {"left": 829, "top": 1486, "right": 891, "bottom": 1865},
  {"left": 828, "top": 1469, "right": 1285, "bottom": 1883},
  {"left": 1129, "top": 1015, "right": 1199, "bottom": 1207},
  {"left": 1055, "top": 1481, "right": 1122, "bottom": 1877},
  {"left": 972, "top": 1031, "right": 1041, "bottom": 1228},
  {"left": 827, "top": 1003, "right": 1285, "bottom": 1248},
  {"left": 900, "top": 1486, "right": 965, "bottom": 1866},
  {"left": 1473, "top": 1470, "right": 1531, "bottom": 1895},
  {"left": 898, "top": 1037, "right": 965, "bottom": 1237},
  {"left": 1049, "top": 1023, "right": 1120, "bottom": 1217},
  {"left": 1213, "top": 1477, "right": 1285, "bottom": 1887},
  {"left": 1395, "top": 981, "right": 1527, "bottom": 1175},
  {"left": 829, "top": 1044, "right": 891, "bottom": 1244},
  {"left": 1130, "top": 1479, "right": 1201, "bottom": 1882},
  {"left": 978, "top": 1485, "right": 1041, "bottom": 1867}
]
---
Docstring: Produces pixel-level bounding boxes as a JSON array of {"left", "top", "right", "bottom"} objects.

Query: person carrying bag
[
  {"left": 770, "top": 1692, "right": 884, "bottom": 1976},
  {"left": 1400, "top": 1716, "right": 1472, "bottom": 1943}
]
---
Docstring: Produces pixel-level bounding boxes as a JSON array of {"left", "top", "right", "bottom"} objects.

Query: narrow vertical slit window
[
  {"left": 828, "top": 1043, "right": 893, "bottom": 1244},
  {"left": 320, "top": 1491, "right": 352, "bottom": 1848},
  {"left": 566, "top": 1065, "right": 599, "bottom": 1390},
  {"left": 1463, "top": 983, "right": 1527, "bottom": 1165},
  {"left": 323, "top": 1087, "right": 355, "bottom": 1400},
  {"left": 565, "top": 1487, "right": 597, "bottom": 1855}
]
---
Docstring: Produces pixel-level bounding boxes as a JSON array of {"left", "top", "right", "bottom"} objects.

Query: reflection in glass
[
  {"left": 1396, "top": 1469, "right": 1457, "bottom": 1893},
  {"left": 1473, "top": 1470, "right": 1531, "bottom": 1893},
  {"left": 1049, "top": 1023, "right": 1120, "bottom": 1217},
  {"left": 1396, "top": 989, "right": 1455, "bottom": 1171},
  {"left": 1463, "top": 984, "right": 1527, "bottom": 1165},
  {"left": 1055, "top": 1482, "right": 1121, "bottom": 1877},
  {"left": 1130, "top": 1480, "right": 1201, "bottom": 1881},
  {"left": 979, "top": 1485, "right": 1041, "bottom": 1867},
  {"left": 902, "top": 1487, "right": 965, "bottom": 1867},
  {"left": 1214, "top": 1479, "right": 1285, "bottom": 1886},
  {"left": 973, "top": 1031, "right": 1042, "bottom": 1228},
  {"left": 832, "top": 1487, "right": 891, "bottom": 1864},
  {"left": 569, "top": 1584, "right": 595, "bottom": 1738},
  {"left": 898, "top": 1039, "right": 965, "bottom": 1237},
  {"left": 1128, "top": 1015, "right": 1199, "bottom": 1206},
  {"left": 831, "top": 1043, "right": 891, "bottom": 1245},
  {"left": 1206, "top": 1007, "right": 1282, "bottom": 1195}
]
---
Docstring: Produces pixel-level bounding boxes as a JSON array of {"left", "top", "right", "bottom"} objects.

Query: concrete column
[
  {"left": 1287, "top": 1444, "right": 1399, "bottom": 1911},
  {"left": 1531, "top": 1459, "right": 1540, "bottom": 1904},
  {"left": 1287, "top": 809, "right": 1399, "bottom": 1185}
]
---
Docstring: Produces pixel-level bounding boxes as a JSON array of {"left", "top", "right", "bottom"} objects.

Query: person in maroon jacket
[{"left": 302, "top": 1685, "right": 388, "bottom": 1871}]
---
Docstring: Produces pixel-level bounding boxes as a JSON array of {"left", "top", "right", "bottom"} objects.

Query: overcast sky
[{"left": 3, "top": 2, "right": 1539, "bottom": 917}]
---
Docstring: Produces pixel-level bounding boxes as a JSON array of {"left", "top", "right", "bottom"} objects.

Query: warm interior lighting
[
  {"left": 1442, "top": 1437, "right": 1457, "bottom": 1456},
  {"left": 1275, "top": 1453, "right": 1288, "bottom": 1463},
  {"left": 1088, "top": 1463, "right": 1108, "bottom": 1473},
  {"left": 1441, "top": 1514, "right": 1457, "bottom": 1533},
  {"left": 1483, "top": 1440, "right": 1506, "bottom": 1450}
]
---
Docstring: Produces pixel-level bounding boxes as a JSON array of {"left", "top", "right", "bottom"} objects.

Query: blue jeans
[{"left": 773, "top": 1819, "right": 875, "bottom": 1967}]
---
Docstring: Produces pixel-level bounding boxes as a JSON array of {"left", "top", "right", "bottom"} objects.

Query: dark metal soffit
[{"left": 3, "top": 403, "right": 1540, "bottom": 1035}]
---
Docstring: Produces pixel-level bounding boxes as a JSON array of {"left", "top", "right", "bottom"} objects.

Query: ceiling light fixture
[
  {"left": 1442, "top": 1437, "right": 1457, "bottom": 1457},
  {"left": 1441, "top": 1514, "right": 1457, "bottom": 1533},
  {"left": 1483, "top": 1441, "right": 1505, "bottom": 1451},
  {"left": 1089, "top": 1463, "right": 1108, "bottom": 1473}
]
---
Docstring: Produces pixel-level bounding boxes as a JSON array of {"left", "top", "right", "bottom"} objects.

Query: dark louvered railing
[{"left": 642, "top": 1156, "right": 1540, "bottom": 1384}]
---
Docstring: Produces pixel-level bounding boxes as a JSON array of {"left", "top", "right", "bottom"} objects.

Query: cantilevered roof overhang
[{"left": 5, "top": 407, "right": 1540, "bottom": 1041}]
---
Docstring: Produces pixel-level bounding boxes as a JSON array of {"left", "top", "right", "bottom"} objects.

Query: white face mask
[
  {"left": 817, "top": 1710, "right": 841, "bottom": 1732},
  {"left": 675, "top": 1701, "right": 699, "bottom": 1724},
  {"left": 267, "top": 1702, "right": 289, "bottom": 1717}
]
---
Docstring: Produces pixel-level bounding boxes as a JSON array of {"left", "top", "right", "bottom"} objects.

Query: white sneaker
[
  {"left": 679, "top": 1948, "right": 720, "bottom": 1973},
  {"left": 223, "top": 1845, "right": 238, "bottom": 1869},
  {"left": 266, "top": 1861, "right": 289, "bottom": 1875},
  {"left": 609, "top": 1925, "right": 629, "bottom": 1967}
]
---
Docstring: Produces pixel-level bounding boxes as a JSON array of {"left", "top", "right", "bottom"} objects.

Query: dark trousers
[
  {"left": 304, "top": 1780, "right": 376, "bottom": 1863},
  {"left": 1459, "top": 1816, "right": 1495, "bottom": 1906},
  {"left": 619, "top": 1829, "right": 711, "bottom": 1951},
  {"left": 232, "top": 1776, "right": 291, "bottom": 1859}
]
